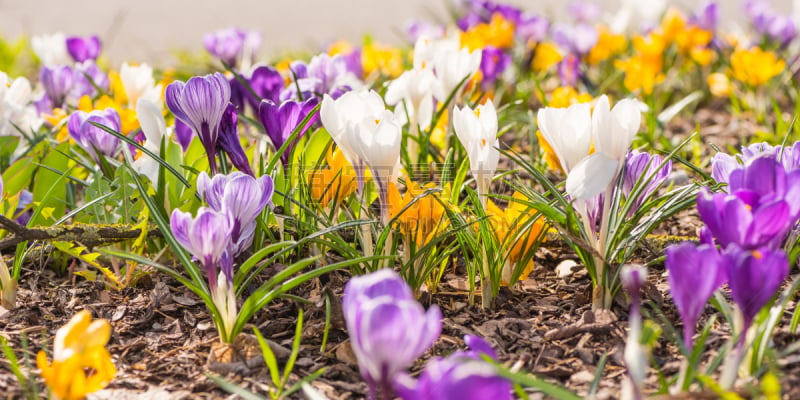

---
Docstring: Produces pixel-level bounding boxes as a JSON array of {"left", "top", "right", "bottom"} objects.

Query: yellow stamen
[{"left": 752, "top": 250, "right": 763, "bottom": 259}]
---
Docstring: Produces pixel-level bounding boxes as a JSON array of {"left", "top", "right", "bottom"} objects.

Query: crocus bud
[
  {"left": 217, "top": 103, "right": 254, "bottom": 176},
  {"left": 204, "top": 28, "right": 246, "bottom": 67}
]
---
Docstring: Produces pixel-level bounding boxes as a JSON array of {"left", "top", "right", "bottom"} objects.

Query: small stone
[{"left": 556, "top": 260, "right": 578, "bottom": 278}]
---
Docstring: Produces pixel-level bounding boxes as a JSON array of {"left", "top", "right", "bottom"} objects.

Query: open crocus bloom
[
  {"left": 563, "top": 95, "right": 641, "bottom": 200},
  {"left": 67, "top": 108, "right": 122, "bottom": 162}
]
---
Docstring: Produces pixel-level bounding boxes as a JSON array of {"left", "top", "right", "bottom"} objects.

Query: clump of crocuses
[
  {"left": 665, "top": 154, "right": 792, "bottom": 391},
  {"left": 170, "top": 171, "right": 273, "bottom": 341},
  {"left": 342, "top": 269, "right": 441, "bottom": 400}
]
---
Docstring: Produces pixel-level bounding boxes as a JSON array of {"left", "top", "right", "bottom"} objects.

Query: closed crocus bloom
[
  {"left": 174, "top": 119, "right": 194, "bottom": 151},
  {"left": 726, "top": 246, "right": 789, "bottom": 332},
  {"left": 666, "top": 242, "right": 727, "bottom": 348},
  {"left": 66, "top": 35, "right": 101, "bottom": 63},
  {"left": 258, "top": 97, "right": 320, "bottom": 164},
  {"left": 384, "top": 66, "right": 442, "bottom": 121},
  {"left": 67, "top": 108, "right": 122, "bottom": 161},
  {"left": 697, "top": 187, "right": 791, "bottom": 250},
  {"left": 119, "top": 62, "right": 163, "bottom": 108},
  {"left": 166, "top": 73, "right": 231, "bottom": 174},
  {"left": 536, "top": 101, "right": 592, "bottom": 174},
  {"left": 231, "top": 65, "right": 283, "bottom": 112},
  {"left": 133, "top": 99, "right": 168, "bottom": 184},
  {"left": 453, "top": 100, "right": 499, "bottom": 206},
  {"left": 196, "top": 171, "right": 274, "bottom": 256},
  {"left": 204, "top": 27, "right": 246, "bottom": 67},
  {"left": 343, "top": 269, "right": 441, "bottom": 400},
  {"left": 351, "top": 109, "right": 402, "bottom": 223},
  {"left": 170, "top": 207, "right": 233, "bottom": 286},
  {"left": 395, "top": 335, "right": 511, "bottom": 400},
  {"left": 320, "top": 90, "right": 386, "bottom": 192},
  {"left": 217, "top": 103, "right": 254, "bottom": 176},
  {"left": 40, "top": 65, "right": 74, "bottom": 108},
  {"left": 37, "top": 310, "right": 116, "bottom": 400}
]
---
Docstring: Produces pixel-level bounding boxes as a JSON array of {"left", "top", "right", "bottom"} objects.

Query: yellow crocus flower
[
  {"left": 388, "top": 181, "right": 452, "bottom": 247},
  {"left": 588, "top": 26, "right": 627, "bottom": 65},
  {"left": 37, "top": 310, "right": 116, "bottom": 400},
  {"left": 614, "top": 34, "right": 666, "bottom": 94},
  {"left": 486, "top": 191, "right": 547, "bottom": 284},
  {"left": 460, "top": 13, "right": 516, "bottom": 51},
  {"left": 531, "top": 42, "right": 563, "bottom": 72},
  {"left": 707, "top": 72, "right": 731, "bottom": 97},
  {"left": 361, "top": 42, "right": 404, "bottom": 78},
  {"left": 547, "top": 86, "right": 593, "bottom": 109},
  {"left": 308, "top": 147, "right": 358, "bottom": 206},
  {"left": 730, "top": 47, "right": 785, "bottom": 87}
]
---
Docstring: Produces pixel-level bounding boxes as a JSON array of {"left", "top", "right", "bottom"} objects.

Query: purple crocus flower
[
  {"left": 196, "top": 171, "right": 273, "bottom": 256},
  {"left": 697, "top": 187, "right": 791, "bottom": 250},
  {"left": 405, "top": 20, "right": 445, "bottom": 43},
  {"left": 666, "top": 242, "right": 727, "bottom": 348},
  {"left": 394, "top": 335, "right": 511, "bottom": 400},
  {"left": 517, "top": 14, "right": 549, "bottom": 44},
  {"left": 204, "top": 28, "right": 246, "bottom": 67},
  {"left": 343, "top": 269, "right": 441, "bottom": 400},
  {"left": 744, "top": 0, "right": 773, "bottom": 34},
  {"left": 726, "top": 245, "right": 789, "bottom": 340},
  {"left": 557, "top": 54, "right": 581, "bottom": 87},
  {"left": 174, "top": 119, "right": 194, "bottom": 151},
  {"left": 768, "top": 16, "right": 797, "bottom": 47},
  {"left": 552, "top": 23, "right": 598, "bottom": 55},
  {"left": 567, "top": 1, "right": 601, "bottom": 23},
  {"left": 727, "top": 156, "right": 800, "bottom": 219},
  {"left": 689, "top": 2, "right": 719, "bottom": 32},
  {"left": 217, "top": 103, "right": 254, "bottom": 176},
  {"left": 479, "top": 46, "right": 512, "bottom": 90},
  {"left": 623, "top": 151, "right": 672, "bottom": 215},
  {"left": 257, "top": 97, "right": 320, "bottom": 164},
  {"left": 281, "top": 53, "right": 362, "bottom": 101},
  {"left": 67, "top": 108, "right": 122, "bottom": 161},
  {"left": 166, "top": 73, "right": 231, "bottom": 174},
  {"left": 170, "top": 207, "right": 234, "bottom": 288},
  {"left": 71, "top": 61, "right": 108, "bottom": 99},
  {"left": 40, "top": 65, "right": 74, "bottom": 108},
  {"left": 230, "top": 65, "right": 284, "bottom": 113},
  {"left": 66, "top": 35, "right": 101, "bottom": 63}
]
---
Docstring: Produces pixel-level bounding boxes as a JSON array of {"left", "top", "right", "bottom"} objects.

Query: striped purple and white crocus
[{"left": 166, "top": 73, "right": 230, "bottom": 174}]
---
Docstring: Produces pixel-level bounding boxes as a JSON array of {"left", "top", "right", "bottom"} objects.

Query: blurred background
[{"left": 0, "top": 0, "right": 793, "bottom": 63}]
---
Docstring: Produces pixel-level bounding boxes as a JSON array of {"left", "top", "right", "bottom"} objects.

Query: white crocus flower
[
  {"left": 385, "top": 66, "right": 441, "bottom": 159},
  {"left": 431, "top": 45, "right": 482, "bottom": 103},
  {"left": 0, "top": 73, "right": 43, "bottom": 157},
  {"left": 536, "top": 102, "right": 592, "bottom": 174},
  {"left": 320, "top": 90, "right": 386, "bottom": 193},
  {"left": 31, "top": 33, "right": 71, "bottom": 66},
  {"left": 133, "top": 99, "right": 169, "bottom": 184},
  {"left": 453, "top": 100, "right": 499, "bottom": 207},
  {"left": 351, "top": 109, "right": 402, "bottom": 223},
  {"left": 610, "top": 0, "right": 666, "bottom": 33},
  {"left": 566, "top": 95, "right": 640, "bottom": 201},
  {"left": 120, "top": 62, "right": 163, "bottom": 109}
]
